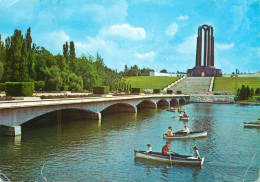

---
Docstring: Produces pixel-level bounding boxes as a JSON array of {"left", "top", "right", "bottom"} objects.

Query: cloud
[
  {"left": 177, "top": 15, "right": 189, "bottom": 20},
  {"left": 101, "top": 24, "right": 146, "bottom": 40},
  {"left": 176, "top": 34, "right": 197, "bottom": 54},
  {"left": 215, "top": 43, "right": 235, "bottom": 50},
  {"left": 165, "top": 22, "right": 178, "bottom": 37},
  {"left": 81, "top": 1, "right": 128, "bottom": 24},
  {"left": 134, "top": 51, "right": 155, "bottom": 61},
  {"left": 46, "top": 30, "right": 70, "bottom": 52}
]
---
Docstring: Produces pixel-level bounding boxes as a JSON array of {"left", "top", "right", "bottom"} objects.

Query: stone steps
[{"left": 168, "top": 77, "right": 212, "bottom": 94}]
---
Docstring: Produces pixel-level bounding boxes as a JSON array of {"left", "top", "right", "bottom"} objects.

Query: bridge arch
[
  {"left": 157, "top": 99, "right": 170, "bottom": 107},
  {"left": 170, "top": 98, "right": 179, "bottom": 106},
  {"left": 137, "top": 100, "right": 157, "bottom": 109},
  {"left": 100, "top": 103, "right": 137, "bottom": 116}
]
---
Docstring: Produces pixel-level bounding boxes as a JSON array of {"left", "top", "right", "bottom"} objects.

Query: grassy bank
[
  {"left": 122, "top": 76, "right": 179, "bottom": 89},
  {"left": 213, "top": 77, "right": 260, "bottom": 94}
]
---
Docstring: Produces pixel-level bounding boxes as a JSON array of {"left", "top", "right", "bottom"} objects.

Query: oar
[{"left": 169, "top": 153, "right": 173, "bottom": 167}]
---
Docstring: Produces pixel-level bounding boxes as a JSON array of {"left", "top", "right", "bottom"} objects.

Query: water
[{"left": 0, "top": 103, "right": 259, "bottom": 181}]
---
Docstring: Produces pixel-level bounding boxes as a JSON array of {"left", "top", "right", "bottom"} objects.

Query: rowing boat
[
  {"left": 134, "top": 150, "right": 204, "bottom": 166},
  {"left": 244, "top": 122, "right": 260, "bottom": 127},
  {"left": 179, "top": 116, "right": 189, "bottom": 121},
  {"left": 163, "top": 131, "right": 207, "bottom": 139}
]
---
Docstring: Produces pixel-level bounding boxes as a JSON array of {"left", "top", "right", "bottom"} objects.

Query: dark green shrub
[
  {"left": 60, "top": 85, "right": 69, "bottom": 91},
  {"left": 34, "top": 81, "right": 45, "bottom": 91},
  {"left": 153, "top": 89, "right": 160, "bottom": 93},
  {"left": 5, "top": 82, "right": 34, "bottom": 96},
  {"left": 176, "top": 91, "right": 183, "bottom": 94},
  {"left": 167, "top": 90, "right": 173, "bottom": 94},
  {"left": 0, "top": 83, "right": 5, "bottom": 92},
  {"left": 131, "top": 88, "right": 142, "bottom": 93},
  {"left": 93, "top": 86, "right": 110, "bottom": 94}
]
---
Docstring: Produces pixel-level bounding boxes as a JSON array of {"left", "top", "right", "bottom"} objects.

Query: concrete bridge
[{"left": 0, "top": 94, "right": 189, "bottom": 136}]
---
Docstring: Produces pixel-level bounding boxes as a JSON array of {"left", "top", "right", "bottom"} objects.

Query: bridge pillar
[
  {"left": 0, "top": 125, "right": 21, "bottom": 136},
  {"left": 93, "top": 112, "right": 102, "bottom": 120}
]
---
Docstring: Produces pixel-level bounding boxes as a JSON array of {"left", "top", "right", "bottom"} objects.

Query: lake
[{"left": 0, "top": 103, "right": 259, "bottom": 181}]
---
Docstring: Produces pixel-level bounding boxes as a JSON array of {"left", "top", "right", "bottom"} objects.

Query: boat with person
[
  {"left": 134, "top": 150, "right": 204, "bottom": 166},
  {"left": 179, "top": 116, "right": 189, "bottom": 121},
  {"left": 243, "top": 122, "right": 260, "bottom": 127},
  {"left": 163, "top": 131, "right": 207, "bottom": 139}
]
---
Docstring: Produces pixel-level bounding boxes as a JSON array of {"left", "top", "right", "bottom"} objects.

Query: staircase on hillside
[{"left": 168, "top": 77, "right": 212, "bottom": 94}]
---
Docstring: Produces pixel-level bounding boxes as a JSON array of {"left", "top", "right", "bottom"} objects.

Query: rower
[
  {"left": 183, "top": 125, "right": 190, "bottom": 134},
  {"left": 162, "top": 142, "right": 172, "bottom": 155},
  {"left": 145, "top": 144, "right": 152, "bottom": 153},
  {"left": 167, "top": 127, "right": 173, "bottom": 136},
  {"left": 183, "top": 112, "right": 188, "bottom": 117},
  {"left": 193, "top": 146, "right": 201, "bottom": 159}
]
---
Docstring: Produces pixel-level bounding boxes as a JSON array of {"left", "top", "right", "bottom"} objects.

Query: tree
[
  {"left": 63, "top": 41, "right": 69, "bottom": 63},
  {"left": 25, "top": 27, "right": 32, "bottom": 51},
  {"left": 69, "top": 41, "right": 76, "bottom": 59},
  {"left": 246, "top": 85, "right": 250, "bottom": 99},
  {"left": 250, "top": 88, "right": 254, "bottom": 97},
  {"left": 160, "top": 69, "right": 167, "bottom": 73},
  {"left": 240, "top": 85, "right": 246, "bottom": 100}
]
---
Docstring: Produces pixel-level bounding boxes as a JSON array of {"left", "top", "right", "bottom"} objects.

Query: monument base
[{"left": 187, "top": 66, "right": 222, "bottom": 77}]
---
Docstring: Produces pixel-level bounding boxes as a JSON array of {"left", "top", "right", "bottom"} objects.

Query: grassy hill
[
  {"left": 122, "top": 76, "right": 179, "bottom": 89},
  {"left": 213, "top": 77, "right": 260, "bottom": 93}
]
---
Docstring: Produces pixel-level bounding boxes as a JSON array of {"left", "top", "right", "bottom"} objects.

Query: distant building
[
  {"left": 149, "top": 71, "right": 186, "bottom": 77},
  {"left": 223, "top": 72, "right": 260, "bottom": 77}
]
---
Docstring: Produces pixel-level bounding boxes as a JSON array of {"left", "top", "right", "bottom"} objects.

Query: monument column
[
  {"left": 203, "top": 28, "right": 207, "bottom": 66},
  {"left": 199, "top": 27, "right": 202, "bottom": 66},
  {"left": 211, "top": 27, "right": 214, "bottom": 66},
  {"left": 207, "top": 26, "right": 211, "bottom": 67}
]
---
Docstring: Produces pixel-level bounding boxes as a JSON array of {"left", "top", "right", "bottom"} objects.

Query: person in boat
[
  {"left": 258, "top": 118, "right": 260, "bottom": 122},
  {"left": 162, "top": 142, "right": 172, "bottom": 155},
  {"left": 145, "top": 144, "right": 152, "bottom": 153},
  {"left": 182, "top": 125, "right": 190, "bottom": 134},
  {"left": 167, "top": 127, "right": 173, "bottom": 136},
  {"left": 183, "top": 112, "right": 188, "bottom": 117},
  {"left": 193, "top": 146, "right": 201, "bottom": 159}
]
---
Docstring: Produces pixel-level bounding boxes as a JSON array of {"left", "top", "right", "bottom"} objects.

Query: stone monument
[{"left": 187, "top": 24, "right": 222, "bottom": 77}]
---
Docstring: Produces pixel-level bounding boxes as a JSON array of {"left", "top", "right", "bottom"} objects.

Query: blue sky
[{"left": 0, "top": 0, "right": 259, "bottom": 74}]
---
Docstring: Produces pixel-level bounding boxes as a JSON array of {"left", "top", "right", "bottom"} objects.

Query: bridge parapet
[{"left": 0, "top": 94, "right": 189, "bottom": 136}]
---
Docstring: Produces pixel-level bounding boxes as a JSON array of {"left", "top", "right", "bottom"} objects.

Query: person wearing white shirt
[
  {"left": 183, "top": 126, "right": 190, "bottom": 134},
  {"left": 146, "top": 144, "right": 152, "bottom": 153}
]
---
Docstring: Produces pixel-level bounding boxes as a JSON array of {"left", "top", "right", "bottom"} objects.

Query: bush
[
  {"left": 167, "top": 90, "right": 173, "bottom": 94},
  {"left": 93, "top": 86, "right": 110, "bottom": 94},
  {"left": 153, "top": 89, "right": 160, "bottom": 93},
  {"left": 0, "top": 83, "right": 5, "bottom": 92},
  {"left": 131, "top": 88, "right": 142, "bottom": 93},
  {"left": 34, "top": 81, "right": 45, "bottom": 91},
  {"left": 60, "top": 85, "right": 69, "bottom": 91},
  {"left": 176, "top": 91, "right": 183, "bottom": 94},
  {"left": 5, "top": 82, "right": 34, "bottom": 96}
]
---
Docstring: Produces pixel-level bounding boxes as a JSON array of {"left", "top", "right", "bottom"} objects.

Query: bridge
[{"left": 0, "top": 94, "right": 189, "bottom": 136}]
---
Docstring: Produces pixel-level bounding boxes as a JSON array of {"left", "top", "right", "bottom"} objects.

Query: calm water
[{"left": 0, "top": 103, "right": 260, "bottom": 181}]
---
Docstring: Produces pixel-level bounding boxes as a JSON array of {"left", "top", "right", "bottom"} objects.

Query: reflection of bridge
[{"left": 0, "top": 94, "right": 189, "bottom": 136}]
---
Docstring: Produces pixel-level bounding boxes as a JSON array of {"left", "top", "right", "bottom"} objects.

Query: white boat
[
  {"left": 134, "top": 150, "right": 204, "bottom": 166},
  {"left": 163, "top": 131, "right": 207, "bottom": 139},
  {"left": 179, "top": 116, "right": 189, "bottom": 121},
  {"left": 244, "top": 122, "right": 260, "bottom": 127}
]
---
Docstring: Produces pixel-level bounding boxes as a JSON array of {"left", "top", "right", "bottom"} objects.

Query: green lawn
[
  {"left": 122, "top": 76, "right": 179, "bottom": 89},
  {"left": 213, "top": 77, "right": 260, "bottom": 94}
]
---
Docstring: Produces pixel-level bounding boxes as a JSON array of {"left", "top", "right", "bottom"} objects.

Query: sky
[{"left": 0, "top": 0, "right": 259, "bottom": 74}]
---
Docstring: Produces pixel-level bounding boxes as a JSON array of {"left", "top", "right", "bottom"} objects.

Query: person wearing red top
[
  {"left": 162, "top": 142, "right": 172, "bottom": 155},
  {"left": 183, "top": 112, "right": 187, "bottom": 117}
]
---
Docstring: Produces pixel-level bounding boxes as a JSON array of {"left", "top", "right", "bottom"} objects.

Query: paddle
[{"left": 169, "top": 153, "right": 173, "bottom": 167}]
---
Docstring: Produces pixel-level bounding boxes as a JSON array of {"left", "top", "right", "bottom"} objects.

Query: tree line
[
  {"left": 0, "top": 28, "right": 154, "bottom": 91},
  {"left": 237, "top": 85, "right": 260, "bottom": 100}
]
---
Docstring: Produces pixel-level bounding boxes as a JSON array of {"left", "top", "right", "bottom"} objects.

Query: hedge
[
  {"left": 60, "top": 85, "right": 69, "bottom": 91},
  {"left": 0, "top": 83, "right": 5, "bottom": 92},
  {"left": 131, "top": 88, "right": 142, "bottom": 93},
  {"left": 153, "top": 89, "right": 161, "bottom": 93},
  {"left": 93, "top": 86, "right": 110, "bottom": 94},
  {"left": 167, "top": 90, "right": 173, "bottom": 94},
  {"left": 34, "top": 81, "right": 45, "bottom": 91},
  {"left": 5, "top": 82, "right": 34, "bottom": 96}
]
